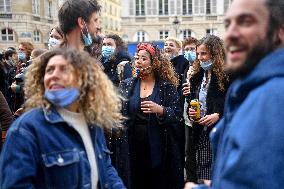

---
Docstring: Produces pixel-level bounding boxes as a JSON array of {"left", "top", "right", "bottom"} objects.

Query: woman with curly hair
[
  {"left": 115, "top": 43, "right": 184, "bottom": 189},
  {"left": 0, "top": 48, "right": 126, "bottom": 189},
  {"left": 186, "top": 35, "right": 229, "bottom": 183}
]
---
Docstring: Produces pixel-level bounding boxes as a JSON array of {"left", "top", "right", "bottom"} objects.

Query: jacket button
[
  {"left": 98, "top": 154, "right": 103, "bottom": 159},
  {"left": 104, "top": 183, "right": 109, "bottom": 188},
  {"left": 57, "top": 157, "right": 64, "bottom": 164}
]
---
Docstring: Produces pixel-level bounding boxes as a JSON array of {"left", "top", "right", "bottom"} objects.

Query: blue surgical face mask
[
  {"left": 48, "top": 37, "right": 61, "bottom": 50},
  {"left": 102, "top": 46, "right": 115, "bottom": 59},
  {"left": 81, "top": 21, "right": 93, "bottom": 46},
  {"left": 44, "top": 88, "right": 80, "bottom": 108},
  {"left": 18, "top": 52, "right": 26, "bottom": 61},
  {"left": 82, "top": 33, "right": 93, "bottom": 46},
  {"left": 200, "top": 60, "right": 213, "bottom": 71},
  {"left": 184, "top": 51, "right": 196, "bottom": 63}
]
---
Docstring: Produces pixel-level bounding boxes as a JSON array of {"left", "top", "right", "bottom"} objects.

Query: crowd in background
[{"left": 1, "top": 0, "right": 284, "bottom": 188}]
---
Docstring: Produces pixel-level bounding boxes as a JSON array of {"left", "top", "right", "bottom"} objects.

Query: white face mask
[{"left": 48, "top": 38, "right": 61, "bottom": 49}]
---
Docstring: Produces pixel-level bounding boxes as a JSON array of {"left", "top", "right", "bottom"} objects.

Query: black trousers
[{"left": 185, "top": 126, "right": 197, "bottom": 182}]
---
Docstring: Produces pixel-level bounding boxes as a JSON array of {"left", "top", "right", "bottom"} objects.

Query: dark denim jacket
[{"left": 0, "top": 108, "right": 126, "bottom": 189}]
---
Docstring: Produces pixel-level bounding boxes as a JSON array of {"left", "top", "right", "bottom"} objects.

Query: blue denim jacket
[{"left": 0, "top": 108, "right": 126, "bottom": 189}]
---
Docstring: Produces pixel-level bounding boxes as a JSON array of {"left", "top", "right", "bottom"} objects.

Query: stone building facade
[
  {"left": 0, "top": 0, "right": 60, "bottom": 50},
  {"left": 120, "top": 0, "right": 233, "bottom": 42},
  {"left": 0, "top": 0, "right": 122, "bottom": 50},
  {"left": 99, "top": 0, "right": 122, "bottom": 35}
]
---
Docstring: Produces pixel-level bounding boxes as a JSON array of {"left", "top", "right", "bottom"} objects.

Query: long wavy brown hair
[
  {"left": 24, "top": 48, "right": 124, "bottom": 129},
  {"left": 192, "top": 35, "right": 228, "bottom": 91},
  {"left": 136, "top": 43, "right": 179, "bottom": 87}
]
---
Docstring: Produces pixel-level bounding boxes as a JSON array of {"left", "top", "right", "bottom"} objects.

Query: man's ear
[
  {"left": 278, "top": 25, "right": 284, "bottom": 44},
  {"left": 77, "top": 17, "right": 85, "bottom": 30}
]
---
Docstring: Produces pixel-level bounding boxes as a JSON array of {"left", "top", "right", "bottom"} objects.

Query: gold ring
[
  {"left": 148, "top": 104, "right": 149, "bottom": 107},
  {"left": 148, "top": 108, "right": 150, "bottom": 111}
]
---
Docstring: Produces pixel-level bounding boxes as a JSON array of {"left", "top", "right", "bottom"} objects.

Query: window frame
[
  {"left": 0, "top": 0, "right": 11, "bottom": 12},
  {"left": 159, "top": 30, "right": 169, "bottom": 40},
  {"left": 32, "top": 0, "right": 40, "bottom": 16},
  {"left": 159, "top": 0, "right": 169, "bottom": 15},
  {"left": 1, "top": 28, "right": 15, "bottom": 42},
  {"left": 135, "top": 0, "right": 145, "bottom": 16},
  {"left": 33, "top": 30, "right": 41, "bottom": 42}
]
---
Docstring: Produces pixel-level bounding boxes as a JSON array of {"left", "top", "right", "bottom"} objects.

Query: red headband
[{"left": 137, "top": 43, "right": 156, "bottom": 58}]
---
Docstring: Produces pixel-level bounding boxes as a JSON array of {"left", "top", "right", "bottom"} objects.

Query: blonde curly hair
[{"left": 24, "top": 48, "right": 124, "bottom": 129}]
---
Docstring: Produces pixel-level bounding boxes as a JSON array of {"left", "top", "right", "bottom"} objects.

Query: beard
[{"left": 226, "top": 32, "right": 277, "bottom": 80}]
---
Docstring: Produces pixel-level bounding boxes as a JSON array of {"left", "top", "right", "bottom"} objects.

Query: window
[
  {"left": 194, "top": 0, "right": 205, "bottom": 14},
  {"left": 135, "top": 31, "right": 149, "bottom": 42},
  {"left": 206, "top": 0, "right": 210, "bottom": 14},
  {"left": 206, "top": 0, "right": 216, "bottom": 14},
  {"left": 183, "top": 0, "right": 193, "bottom": 15},
  {"left": 159, "top": 30, "right": 169, "bottom": 40},
  {"left": 159, "top": 0, "right": 168, "bottom": 15},
  {"left": 33, "top": 30, "right": 41, "bottom": 42},
  {"left": 147, "top": 0, "right": 156, "bottom": 15},
  {"left": 0, "top": 0, "right": 11, "bottom": 12},
  {"left": 1, "top": 28, "right": 14, "bottom": 41},
  {"left": 32, "top": 0, "right": 40, "bottom": 15},
  {"left": 137, "top": 31, "right": 145, "bottom": 42},
  {"left": 224, "top": 0, "right": 232, "bottom": 13},
  {"left": 183, "top": 29, "right": 192, "bottom": 39},
  {"left": 194, "top": 0, "right": 216, "bottom": 15},
  {"left": 129, "top": 0, "right": 134, "bottom": 15},
  {"left": 206, "top": 28, "right": 217, "bottom": 35},
  {"left": 136, "top": 0, "right": 145, "bottom": 15},
  {"left": 45, "top": 0, "right": 52, "bottom": 18}
]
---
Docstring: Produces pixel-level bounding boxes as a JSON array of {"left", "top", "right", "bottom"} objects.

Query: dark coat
[
  {"left": 171, "top": 55, "right": 189, "bottom": 109},
  {"left": 0, "top": 91, "right": 14, "bottom": 150},
  {"left": 189, "top": 70, "right": 228, "bottom": 131},
  {"left": 171, "top": 55, "right": 189, "bottom": 83},
  {"left": 102, "top": 50, "right": 132, "bottom": 86},
  {"left": 114, "top": 77, "right": 184, "bottom": 189},
  {"left": 187, "top": 69, "right": 228, "bottom": 181}
]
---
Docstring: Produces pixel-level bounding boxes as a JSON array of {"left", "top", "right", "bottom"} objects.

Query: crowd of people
[{"left": 0, "top": 0, "right": 284, "bottom": 188}]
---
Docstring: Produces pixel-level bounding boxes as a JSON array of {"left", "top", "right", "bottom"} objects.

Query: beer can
[{"left": 190, "top": 99, "right": 201, "bottom": 121}]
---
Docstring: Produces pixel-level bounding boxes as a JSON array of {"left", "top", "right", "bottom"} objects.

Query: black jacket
[
  {"left": 114, "top": 77, "right": 184, "bottom": 189},
  {"left": 102, "top": 50, "right": 132, "bottom": 86},
  {"left": 171, "top": 55, "right": 189, "bottom": 109},
  {"left": 0, "top": 91, "right": 14, "bottom": 150},
  {"left": 189, "top": 70, "right": 229, "bottom": 134}
]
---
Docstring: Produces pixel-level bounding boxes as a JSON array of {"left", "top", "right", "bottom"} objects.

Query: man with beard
[
  {"left": 58, "top": 0, "right": 101, "bottom": 51},
  {"left": 184, "top": 0, "right": 284, "bottom": 188}
]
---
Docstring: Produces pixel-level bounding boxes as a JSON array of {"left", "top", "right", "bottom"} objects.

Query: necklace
[{"left": 141, "top": 79, "right": 155, "bottom": 91}]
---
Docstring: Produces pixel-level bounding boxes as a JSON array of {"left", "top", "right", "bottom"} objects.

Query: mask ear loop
[{"left": 81, "top": 20, "right": 90, "bottom": 36}]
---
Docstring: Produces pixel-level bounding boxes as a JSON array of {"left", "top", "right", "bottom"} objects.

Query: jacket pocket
[{"left": 42, "top": 149, "right": 80, "bottom": 189}]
